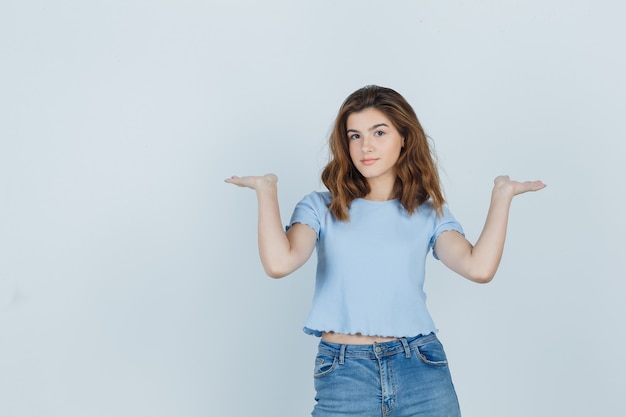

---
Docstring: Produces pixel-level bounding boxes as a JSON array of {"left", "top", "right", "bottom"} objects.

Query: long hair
[{"left": 321, "top": 85, "right": 445, "bottom": 221}]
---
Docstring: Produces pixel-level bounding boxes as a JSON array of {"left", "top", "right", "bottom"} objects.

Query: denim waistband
[{"left": 317, "top": 333, "right": 437, "bottom": 362}]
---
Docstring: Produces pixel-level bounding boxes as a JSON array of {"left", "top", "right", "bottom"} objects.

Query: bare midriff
[{"left": 321, "top": 331, "right": 399, "bottom": 345}]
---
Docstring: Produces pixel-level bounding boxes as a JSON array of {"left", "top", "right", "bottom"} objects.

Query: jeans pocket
[
  {"left": 414, "top": 338, "right": 449, "bottom": 366},
  {"left": 313, "top": 351, "right": 338, "bottom": 378}
]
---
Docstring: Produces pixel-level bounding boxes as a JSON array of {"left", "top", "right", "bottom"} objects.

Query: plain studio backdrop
[{"left": 1, "top": 1, "right": 625, "bottom": 416}]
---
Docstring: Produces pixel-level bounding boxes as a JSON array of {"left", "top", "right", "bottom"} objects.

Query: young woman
[{"left": 225, "top": 85, "right": 545, "bottom": 417}]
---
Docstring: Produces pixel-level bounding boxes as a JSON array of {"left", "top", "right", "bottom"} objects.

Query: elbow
[
  {"left": 260, "top": 255, "right": 291, "bottom": 279},
  {"left": 473, "top": 274, "right": 494, "bottom": 284},
  {"left": 263, "top": 264, "right": 290, "bottom": 279},
  {"left": 261, "top": 252, "right": 307, "bottom": 279},
  {"left": 465, "top": 255, "right": 498, "bottom": 284},
  {"left": 468, "top": 269, "right": 496, "bottom": 284}
]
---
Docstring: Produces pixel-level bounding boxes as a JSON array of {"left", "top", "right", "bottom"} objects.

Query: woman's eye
[
  {"left": 349, "top": 134, "right": 360, "bottom": 140},
  {"left": 374, "top": 130, "right": 385, "bottom": 137}
]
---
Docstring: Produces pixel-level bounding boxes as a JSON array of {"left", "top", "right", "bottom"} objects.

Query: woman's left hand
[{"left": 493, "top": 175, "right": 546, "bottom": 198}]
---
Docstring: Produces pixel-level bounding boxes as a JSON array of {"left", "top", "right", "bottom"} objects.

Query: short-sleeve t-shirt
[{"left": 287, "top": 191, "right": 464, "bottom": 338}]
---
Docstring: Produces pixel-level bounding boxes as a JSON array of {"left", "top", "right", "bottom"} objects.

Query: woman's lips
[{"left": 361, "top": 158, "right": 378, "bottom": 165}]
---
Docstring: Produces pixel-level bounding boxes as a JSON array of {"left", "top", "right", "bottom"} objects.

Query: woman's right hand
[{"left": 224, "top": 173, "right": 278, "bottom": 190}]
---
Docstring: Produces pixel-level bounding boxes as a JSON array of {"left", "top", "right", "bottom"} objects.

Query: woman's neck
[{"left": 364, "top": 178, "right": 396, "bottom": 201}]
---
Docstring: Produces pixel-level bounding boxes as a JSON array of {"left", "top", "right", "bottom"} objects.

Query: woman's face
[{"left": 347, "top": 108, "right": 404, "bottom": 194}]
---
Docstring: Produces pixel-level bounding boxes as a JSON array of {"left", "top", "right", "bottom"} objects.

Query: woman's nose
[{"left": 361, "top": 136, "right": 374, "bottom": 152}]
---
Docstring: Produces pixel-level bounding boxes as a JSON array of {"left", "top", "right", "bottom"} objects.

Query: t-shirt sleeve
[
  {"left": 286, "top": 192, "right": 323, "bottom": 237},
  {"left": 429, "top": 205, "right": 465, "bottom": 260}
]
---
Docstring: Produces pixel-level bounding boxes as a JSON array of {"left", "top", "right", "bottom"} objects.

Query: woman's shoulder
[
  {"left": 301, "top": 190, "right": 332, "bottom": 204},
  {"left": 415, "top": 199, "right": 454, "bottom": 219},
  {"left": 415, "top": 199, "right": 436, "bottom": 213}
]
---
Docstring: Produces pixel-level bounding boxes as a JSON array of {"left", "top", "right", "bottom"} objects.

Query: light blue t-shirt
[{"left": 287, "top": 191, "right": 464, "bottom": 338}]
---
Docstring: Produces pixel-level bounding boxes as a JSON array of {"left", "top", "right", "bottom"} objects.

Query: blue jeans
[{"left": 312, "top": 333, "right": 461, "bottom": 417}]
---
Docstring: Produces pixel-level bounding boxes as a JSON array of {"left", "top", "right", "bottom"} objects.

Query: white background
[{"left": 1, "top": 1, "right": 625, "bottom": 416}]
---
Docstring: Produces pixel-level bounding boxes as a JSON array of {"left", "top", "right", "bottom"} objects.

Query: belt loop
[
  {"left": 401, "top": 338, "right": 411, "bottom": 358},
  {"left": 339, "top": 344, "right": 346, "bottom": 365}
]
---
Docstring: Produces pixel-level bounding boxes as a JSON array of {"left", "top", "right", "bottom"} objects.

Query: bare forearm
[
  {"left": 469, "top": 187, "right": 514, "bottom": 282},
  {"left": 255, "top": 184, "right": 293, "bottom": 277}
]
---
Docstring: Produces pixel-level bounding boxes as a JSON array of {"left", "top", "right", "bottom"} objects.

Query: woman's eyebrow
[
  {"left": 369, "top": 123, "right": 389, "bottom": 131},
  {"left": 346, "top": 123, "right": 389, "bottom": 134}
]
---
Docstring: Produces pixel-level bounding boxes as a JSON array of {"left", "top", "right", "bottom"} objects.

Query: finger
[
  {"left": 524, "top": 180, "right": 546, "bottom": 189},
  {"left": 518, "top": 180, "right": 546, "bottom": 193},
  {"left": 529, "top": 180, "right": 547, "bottom": 191},
  {"left": 224, "top": 176, "right": 245, "bottom": 186}
]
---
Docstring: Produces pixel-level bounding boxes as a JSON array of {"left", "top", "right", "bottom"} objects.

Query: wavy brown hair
[{"left": 321, "top": 85, "right": 445, "bottom": 221}]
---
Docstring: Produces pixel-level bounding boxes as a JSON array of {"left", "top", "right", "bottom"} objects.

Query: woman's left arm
[{"left": 434, "top": 175, "right": 546, "bottom": 283}]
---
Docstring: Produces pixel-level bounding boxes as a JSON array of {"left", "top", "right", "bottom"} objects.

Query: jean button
[{"left": 375, "top": 346, "right": 382, "bottom": 353}]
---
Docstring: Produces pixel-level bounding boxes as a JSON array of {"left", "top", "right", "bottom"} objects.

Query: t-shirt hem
[{"left": 303, "top": 326, "right": 439, "bottom": 338}]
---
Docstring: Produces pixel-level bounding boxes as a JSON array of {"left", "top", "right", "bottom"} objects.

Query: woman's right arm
[{"left": 225, "top": 174, "right": 317, "bottom": 278}]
